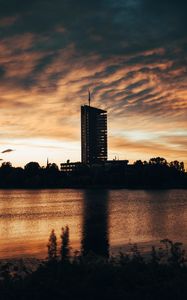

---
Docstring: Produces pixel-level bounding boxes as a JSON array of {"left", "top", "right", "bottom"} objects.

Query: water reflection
[
  {"left": 81, "top": 190, "right": 109, "bottom": 257},
  {"left": 0, "top": 189, "right": 187, "bottom": 259}
]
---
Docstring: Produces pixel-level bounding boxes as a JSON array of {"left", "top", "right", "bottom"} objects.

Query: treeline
[
  {"left": 0, "top": 162, "right": 63, "bottom": 188},
  {"left": 0, "top": 157, "right": 186, "bottom": 188},
  {"left": 69, "top": 157, "right": 187, "bottom": 188}
]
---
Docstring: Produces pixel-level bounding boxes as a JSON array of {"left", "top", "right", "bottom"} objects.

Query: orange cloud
[{"left": 0, "top": 30, "right": 186, "bottom": 167}]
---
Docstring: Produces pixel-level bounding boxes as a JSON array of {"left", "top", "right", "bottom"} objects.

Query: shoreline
[{"left": 0, "top": 186, "right": 186, "bottom": 190}]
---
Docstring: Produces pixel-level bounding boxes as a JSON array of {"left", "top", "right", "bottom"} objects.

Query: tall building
[{"left": 81, "top": 96, "right": 107, "bottom": 165}]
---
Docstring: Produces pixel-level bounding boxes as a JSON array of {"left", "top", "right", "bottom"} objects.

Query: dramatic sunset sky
[{"left": 0, "top": 0, "right": 186, "bottom": 167}]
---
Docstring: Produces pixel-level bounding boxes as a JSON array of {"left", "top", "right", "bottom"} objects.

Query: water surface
[{"left": 0, "top": 189, "right": 186, "bottom": 259}]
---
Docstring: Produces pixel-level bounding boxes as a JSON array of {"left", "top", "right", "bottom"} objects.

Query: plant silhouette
[
  {"left": 60, "top": 226, "right": 70, "bottom": 261},
  {"left": 47, "top": 229, "right": 57, "bottom": 261}
]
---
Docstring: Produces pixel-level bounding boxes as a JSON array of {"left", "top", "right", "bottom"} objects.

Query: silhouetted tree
[
  {"left": 24, "top": 162, "right": 41, "bottom": 176},
  {"left": 134, "top": 160, "right": 143, "bottom": 167},
  {"left": 169, "top": 161, "right": 185, "bottom": 172},
  {"left": 160, "top": 239, "right": 185, "bottom": 266},
  {"left": 0, "top": 162, "right": 14, "bottom": 187},
  {"left": 47, "top": 229, "right": 57, "bottom": 261},
  {"left": 130, "top": 244, "right": 144, "bottom": 264},
  {"left": 151, "top": 246, "right": 161, "bottom": 265},
  {"left": 1, "top": 161, "right": 12, "bottom": 168},
  {"left": 60, "top": 226, "right": 70, "bottom": 261},
  {"left": 149, "top": 157, "right": 167, "bottom": 166},
  {"left": 46, "top": 163, "right": 59, "bottom": 171}
]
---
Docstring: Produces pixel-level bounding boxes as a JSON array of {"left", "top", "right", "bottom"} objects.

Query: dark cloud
[
  {"left": 0, "top": 1, "right": 186, "bottom": 61},
  {"left": 125, "top": 79, "right": 149, "bottom": 92},
  {"left": 1, "top": 0, "right": 186, "bottom": 52},
  {"left": 2, "top": 149, "right": 14, "bottom": 153}
]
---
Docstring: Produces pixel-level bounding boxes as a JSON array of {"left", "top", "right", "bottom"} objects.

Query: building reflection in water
[{"left": 81, "top": 189, "right": 109, "bottom": 257}]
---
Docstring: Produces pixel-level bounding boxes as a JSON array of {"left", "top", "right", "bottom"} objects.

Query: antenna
[{"left": 88, "top": 89, "right": 91, "bottom": 106}]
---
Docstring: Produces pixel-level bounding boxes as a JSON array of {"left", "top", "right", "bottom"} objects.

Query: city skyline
[{"left": 0, "top": 1, "right": 186, "bottom": 167}]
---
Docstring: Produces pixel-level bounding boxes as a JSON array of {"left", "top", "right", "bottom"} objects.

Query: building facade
[{"left": 81, "top": 105, "right": 107, "bottom": 165}]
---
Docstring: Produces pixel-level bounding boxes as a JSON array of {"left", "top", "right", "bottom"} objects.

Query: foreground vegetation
[{"left": 1, "top": 228, "right": 187, "bottom": 299}]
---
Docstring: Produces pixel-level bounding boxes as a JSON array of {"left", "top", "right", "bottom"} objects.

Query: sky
[{"left": 0, "top": 0, "right": 187, "bottom": 168}]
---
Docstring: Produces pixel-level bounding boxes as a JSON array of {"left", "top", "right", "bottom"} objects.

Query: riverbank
[
  {"left": 0, "top": 159, "right": 186, "bottom": 190},
  {"left": 1, "top": 245, "right": 187, "bottom": 300},
  {"left": 0, "top": 186, "right": 187, "bottom": 190},
  {"left": 1, "top": 234, "right": 187, "bottom": 299}
]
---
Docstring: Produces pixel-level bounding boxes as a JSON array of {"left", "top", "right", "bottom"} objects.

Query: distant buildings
[
  {"left": 81, "top": 104, "right": 107, "bottom": 165},
  {"left": 60, "top": 161, "right": 83, "bottom": 174}
]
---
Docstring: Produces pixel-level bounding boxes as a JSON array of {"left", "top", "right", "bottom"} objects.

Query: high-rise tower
[{"left": 81, "top": 93, "right": 107, "bottom": 165}]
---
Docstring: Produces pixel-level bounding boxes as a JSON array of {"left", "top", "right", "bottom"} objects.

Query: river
[{"left": 0, "top": 189, "right": 186, "bottom": 259}]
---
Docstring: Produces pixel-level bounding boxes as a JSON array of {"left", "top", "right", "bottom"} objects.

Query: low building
[{"left": 60, "top": 161, "right": 83, "bottom": 174}]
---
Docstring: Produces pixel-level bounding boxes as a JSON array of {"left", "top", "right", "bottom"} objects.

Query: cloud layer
[{"left": 0, "top": 0, "right": 187, "bottom": 166}]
